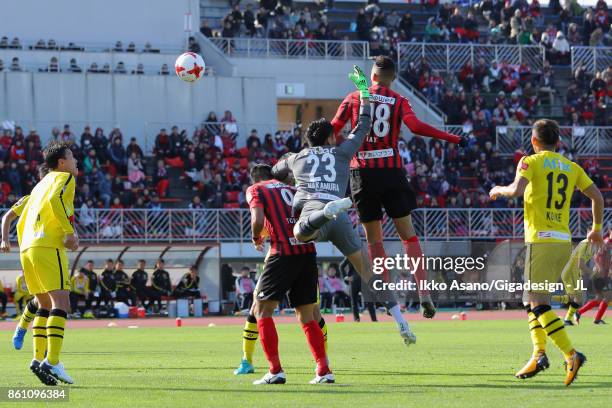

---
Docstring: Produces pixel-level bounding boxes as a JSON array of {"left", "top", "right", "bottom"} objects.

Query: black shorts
[
  {"left": 255, "top": 253, "right": 318, "bottom": 308},
  {"left": 350, "top": 168, "right": 417, "bottom": 222},
  {"left": 592, "top": 277, "right": 611, "bottom": 292}
]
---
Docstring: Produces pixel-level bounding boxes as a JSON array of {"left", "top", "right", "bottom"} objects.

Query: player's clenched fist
[
  {"left": 64, "top": 233, "right": 79, "bottom": 251},
  {"left": 587, "top": 228, "right": 604, "bottom": 248},
  {"left": 0, "top": 239, "right": 10, "bottom": 253},
  {"left": 488, "top": 186, "right": 502, "bottom": 201},
  {"left": 252, "top": 235, "right": 264, "bottom": 252}
]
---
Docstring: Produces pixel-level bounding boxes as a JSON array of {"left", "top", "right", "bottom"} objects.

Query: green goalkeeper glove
[{"left": 349, "top": 65, "right": 369, "bottom": 99}]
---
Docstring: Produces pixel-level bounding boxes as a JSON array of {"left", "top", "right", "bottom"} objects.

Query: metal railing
[
  {"left": 5, "top": 208, "right": 610, "bottom": 243},
  {"left": 397, "top": 42, "right": 545, "bottom": 73},
  {"left": 495, "top": 126, "right": 612, "bottom": 157},
  {"left": 571, "top": 46, "right": 612, "bottom": 74},
  {"left": 209, "top": 37, "right": 370, "bottom": 60}
]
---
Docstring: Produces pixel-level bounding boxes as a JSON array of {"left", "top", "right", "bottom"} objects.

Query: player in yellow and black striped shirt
[
  {"left": 490, "top": 119, "right": 604, "bottom": 386},
  {"left": 2, "top": 166, "right": 51, "bottom": 349},
  {"left": 0, "top": 142, "right": 79, "bottom": 386}
]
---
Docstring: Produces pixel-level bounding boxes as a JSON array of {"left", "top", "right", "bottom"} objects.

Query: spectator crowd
[
  {"left": 204, "top": 0, "right": 610, "bottom": 60},
  {"left": 208, "top": 1, "right": 342, "bottom": 41}
]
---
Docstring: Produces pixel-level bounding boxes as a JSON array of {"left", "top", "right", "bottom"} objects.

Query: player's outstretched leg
[
  {"left": 532, "top": 305, "right": 585, "bottom": 386},
  {"left": 578, "top": 299, "right": 598, "bottom": 316},
  {"left": 363, "top": 217, "right": 436, "bottom": 319},
  {"left": 550, "top": 294, "right": 577, "bottom": 325},
  {"left": 235, "top": 313, "right": 257, "bottom": 375},
  {"left": 388, "top": 301, "right": 416, "bottom": 346},
  {"left": 13, "top": 299, "right": 38, "bottom": 350},
  {"left": 515, "top": 308, "right": 549, "bottom": 379},
  {"left": 293, "top": 197, "right": 353, "bottom": 242},
  {"left": 323, "top": 197, "right": 353, "bottom": 220},
  {"left": 402, "top": 236, "right": 436, "bottom": 318},
  {"left": 352, "top": 248, "right": 416, "bottom": 346},
  {"left": 593, "top": 299, "right": 608, "bottom": 324}
]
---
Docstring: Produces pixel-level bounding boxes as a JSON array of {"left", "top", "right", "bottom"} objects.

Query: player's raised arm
[
  {"left": 337, "top": 65, "right": 371, "bottom": 158},
  {"left": 271, "top": 153, "right": 295, "bottom": 184},
  {"left": 489, "top": 157, "right": 530, "bottom": 199},
  {"left": 400, "top": 97, "right": 464, "bottom": 145}
]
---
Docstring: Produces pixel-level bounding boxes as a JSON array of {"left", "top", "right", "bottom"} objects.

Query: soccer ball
[{"left": 175, "top": 52, "right": 205, "bottom": 83}]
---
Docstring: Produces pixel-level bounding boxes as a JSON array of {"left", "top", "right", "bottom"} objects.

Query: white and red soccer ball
[{"left": 175, "top": 52, "right": 205, "bottom": 83}]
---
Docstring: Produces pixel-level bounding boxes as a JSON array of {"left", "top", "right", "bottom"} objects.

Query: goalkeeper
[{"left": 272, "top": 65, "right": 416, "bottom": 346}]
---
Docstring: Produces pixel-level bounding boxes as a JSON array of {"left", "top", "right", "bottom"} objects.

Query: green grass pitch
[{"left": 1, "top": 319, "right": 610, "bottom": 407}]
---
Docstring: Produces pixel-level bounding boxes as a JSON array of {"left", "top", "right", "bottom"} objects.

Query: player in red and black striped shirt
[
  {"left": 331, "top": 56, "right": 465, "bottom": 319},
  {"left": 246, "top": 164, "right": 333, "bottom": 385},
  {"left": 247, "top": 177, "right": 315, "bottom": 257}
]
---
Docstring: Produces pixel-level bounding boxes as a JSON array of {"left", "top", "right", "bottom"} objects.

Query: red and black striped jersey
[
  {"left": 246, "top": 179, "right": 316, "bottom": 256},
  {"left": 331, "top": 84, "right": 461, "bottom": 169}
]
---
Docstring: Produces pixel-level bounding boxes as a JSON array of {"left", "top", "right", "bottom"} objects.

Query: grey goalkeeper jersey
[{"left": 272, "top": 104, "right": 371, "bottom": 209}]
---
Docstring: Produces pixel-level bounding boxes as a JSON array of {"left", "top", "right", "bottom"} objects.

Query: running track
[{"left": 0, "top": 310, "right": 526, "bottom": 330}]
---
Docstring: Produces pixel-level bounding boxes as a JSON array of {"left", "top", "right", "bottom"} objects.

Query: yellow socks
[
  {"left": 533, "top": 305, "right": 574, "bottom": 359},
  {"left": 242, "top": 314, "right": 258, "bottom": 363},
  {"left": 32, "top": 309, "right": 49, "bottom": 361},
  {"left": 319, "top": 317, "right": 328, "bottom": 354},
  {"left": 18, "top": 299, "right": 38, "bottom": 330},
  {"left": 527, "top": 309, "right": 546, "bottom": 357},
  {"left": 565, "top": 302, "right": 579, "bottom": 322},
  {"left": 46, "top": 309, "right": 67, "bottom": 365}
]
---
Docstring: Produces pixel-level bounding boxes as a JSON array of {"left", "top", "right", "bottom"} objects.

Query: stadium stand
[
  {"left": 0, "top": 1, "right": 609, "bottom": 212},
  {"left": 204, "top": 1, "right": 610, "bottom": 46}
]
